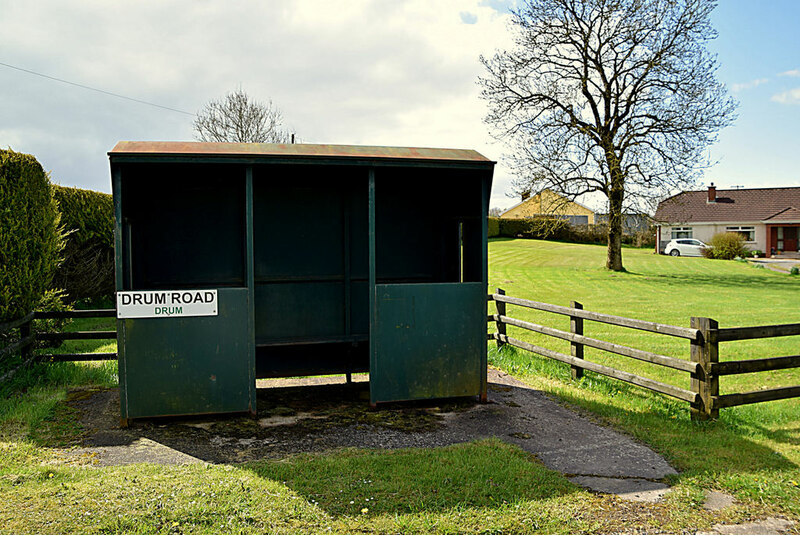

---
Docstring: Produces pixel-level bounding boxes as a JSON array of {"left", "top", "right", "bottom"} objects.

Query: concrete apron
[{"left": 487, "top": 369, "right": 675, "bottom": 503}]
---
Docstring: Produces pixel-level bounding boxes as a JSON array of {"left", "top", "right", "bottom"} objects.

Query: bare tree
[
  {"left": 193, "top": 88, "right": 293, "bottom": 143},
  {"left": 480, "top": 0, "right": 736, "bottom": 271}
]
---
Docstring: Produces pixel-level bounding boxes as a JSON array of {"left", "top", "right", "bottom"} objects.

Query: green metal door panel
[
  {"left": 120, "top": 288, "right": 252, "bottom": 419},
  {"left": 370, "top": 282, "right": 485, "bottom": 404}
]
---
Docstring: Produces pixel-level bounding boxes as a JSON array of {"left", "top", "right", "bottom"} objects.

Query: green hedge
[
  {"left": 488, "top": 217, "right": 500, "bottom": 238},
  {"left": 492, "top": 217, "right": 655, "bottom": 248},
  {"left": 0, "top": 149, "right": 63, "bottom": 321},
  {"left": 51, "top": 185, "right": 115, "bottom": 303},
  {"left": 53, "top": 185, "right": 113, "bottom": 248}
]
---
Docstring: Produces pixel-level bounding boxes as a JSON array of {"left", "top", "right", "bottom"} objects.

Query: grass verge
[
  {"left": 1, "top": 239, "right": 798, "bottom": 532},
  {"left": 487, "top": 239, "right": 800, "bottom": 520}
]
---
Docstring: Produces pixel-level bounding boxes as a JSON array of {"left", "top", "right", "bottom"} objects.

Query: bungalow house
[
  {"left": 500, "top": 189, "right": 595, "bottom": 225},
  {"left": 654, "top": 184, "right": 800, "bottom": 257}
]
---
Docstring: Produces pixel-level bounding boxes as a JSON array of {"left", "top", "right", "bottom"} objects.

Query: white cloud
[
  {"left": 779, "top": 69, "right": 800, "bottom": 77},
  {"left": 771, "top": 88, "right": 800, "bottom": 105},
  {"left": 731, "top": 78, "right": 768, "bottom": 92},
  {"left": 0, "top": 1, "right": 515, "bottom": 201}
]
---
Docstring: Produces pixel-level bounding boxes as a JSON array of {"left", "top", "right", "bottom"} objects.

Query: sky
[{"left": 1, "top": 0, "right": 798, "bottom": 212}]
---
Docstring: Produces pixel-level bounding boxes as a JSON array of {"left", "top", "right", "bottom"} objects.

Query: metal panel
[
  {"left": 119, "top": 288, "right": 251, "bottom": 419},
  {"left": 252, "top": 183, "right": 343, "bottom": 279},
  {"left": 255, "top": 282, "right": 345, "bottom": 342},
  {"left": 370, "top": 282, "right": 485, "bottom": 404}
]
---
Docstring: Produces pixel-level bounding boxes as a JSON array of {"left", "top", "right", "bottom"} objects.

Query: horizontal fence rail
[
  {"left": 1, "top": 309, "right": 117, "bottom": 384},
  {"left": 0, "top": 334, "right": 35, "bottom": 361},
  {"left": 489, "top": 313, "right": 699, "bottom": 374},
  {"left": 488, "top": 289, "right": 800, "bottom": 421},
  {"left": 713, "top": 355, "right": 800, "bottom": 375},
  {"left": 0, "top": 312, "right": 36, "bottom": 334},
  {"left": 491, "top": 293, "right": 702, "bottom": 340},
  {"left": 717, "top": 323, "right": 800, "bottom": 342},
  {"left": 714, "top": 386, "right": 800, "bottom": 409},
  {"left": 491, "top": 332, "right": 698, "bottom": 404}
]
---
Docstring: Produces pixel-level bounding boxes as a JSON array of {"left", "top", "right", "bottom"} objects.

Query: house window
[
  {"left": 671, "top": 227, "right": 692, "bottom": 239},
  {"left": 726, "top": 226, "right": 755, "bottom": 241}
]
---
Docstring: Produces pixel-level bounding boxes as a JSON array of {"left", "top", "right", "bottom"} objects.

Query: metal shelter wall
[{"left": 110, "top": 142, "right": 494, "bottom": 421}]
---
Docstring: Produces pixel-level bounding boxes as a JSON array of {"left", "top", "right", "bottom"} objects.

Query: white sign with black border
[{"left": 116, "top": 290, "right": 218, "bottom": 319}]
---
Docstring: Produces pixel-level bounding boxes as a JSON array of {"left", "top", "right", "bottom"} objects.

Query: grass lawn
[
  {"left": 488, "top": 239, "right": 800, "bottom": 518},
  {"left": 0, "top": 239, "right": 798, "bottom": 533}
]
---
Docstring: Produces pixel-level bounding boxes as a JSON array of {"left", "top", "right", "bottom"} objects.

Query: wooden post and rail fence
[
  {"left": 488, "top": 289, "right": 800, "bottom": 421},
  {"left": 3, "top": 299, "right": 800, "bottom": 421},
  {"left": 0, "top": 309, "right": 116, "bottom": 383}
]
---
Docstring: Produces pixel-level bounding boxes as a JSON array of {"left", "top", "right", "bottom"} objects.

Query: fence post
[
  {"left": 570, "top": 301, "right": 584, "bottom": 380},
  {"left": 19, "top": 316, "right": 32, "bottom": 363},
  {"left": 690, "top": 317, "right": 719, "bottom": 421},
  {"left": 495, "top": 288, "right": 506, "bottom": 349}
]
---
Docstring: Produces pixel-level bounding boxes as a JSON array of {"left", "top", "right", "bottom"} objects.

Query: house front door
[{"left": 783, "top": 227, "right": 798, "bottom": 252}]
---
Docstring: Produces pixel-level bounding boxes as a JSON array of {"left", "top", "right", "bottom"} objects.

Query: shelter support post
[{"left": 368, "top": 168, "right": 377, "bottom": 408}]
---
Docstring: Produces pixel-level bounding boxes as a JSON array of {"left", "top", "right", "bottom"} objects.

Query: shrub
[
  {"left": 50, "top": 185, "right": 115, "bottom": 303},
  {"left": 702, "top": 232, "right": 749, "bottom": 260},
  {"left": 0, "top": 149, "right": 63, "bottom": 322},
  {"left": 791, "top": 266, "right": 799, "bottom": 276}
]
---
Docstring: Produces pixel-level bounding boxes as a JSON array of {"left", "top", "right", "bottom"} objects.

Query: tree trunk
[
  {"left": 606, "top": 214, "right": 623, "bottom": 271},
  {"left": 605, "top": 163, "right": 625, "bottom": 272}
]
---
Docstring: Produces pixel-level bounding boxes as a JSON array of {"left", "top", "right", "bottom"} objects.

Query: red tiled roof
[
  {"left": 765, "top": 206, "right": 800, "bottom": 221},
  {"left": 655, "top": 187, "right": 800, "bottom": 223}
]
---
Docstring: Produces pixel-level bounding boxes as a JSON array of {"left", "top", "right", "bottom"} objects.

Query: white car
[{"left": 664, "top": 239, "right": 707, "bottom": 257}]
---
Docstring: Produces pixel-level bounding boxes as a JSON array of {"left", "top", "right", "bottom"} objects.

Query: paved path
[
  {"left": 263, "top": 369, "right": 679, "bottom": 501},
  {"left": 749, "top": 258, "right": 800, "bottom": 273},
  {"left": 67, "top": 371, "right": 796, "bottom": 531},
  {"left": 486, "top": 369, "right": 676, "bottom": 501},
  {"left": 77, "top": 369, "right": 678, "bottom": 501}
]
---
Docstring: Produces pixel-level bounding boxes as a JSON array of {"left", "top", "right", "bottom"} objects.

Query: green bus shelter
[{"left": 109, "top": 141, "right": 495, "bottom": 423}]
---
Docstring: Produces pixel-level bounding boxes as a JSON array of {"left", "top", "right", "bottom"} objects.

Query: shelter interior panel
[
  {"left": 252, "top": 166, "right": 369, "bottom": 378},
  {"left": 374, "top": 167, "right": 485, "bottom": 285},
  {"left": 119, "top": 163, "right": 247, "bottom": 291}
]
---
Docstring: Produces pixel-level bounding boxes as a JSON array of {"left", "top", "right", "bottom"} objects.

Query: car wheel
[{"left": 670, "top": 250, "right": 680, "bottom": 256}]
